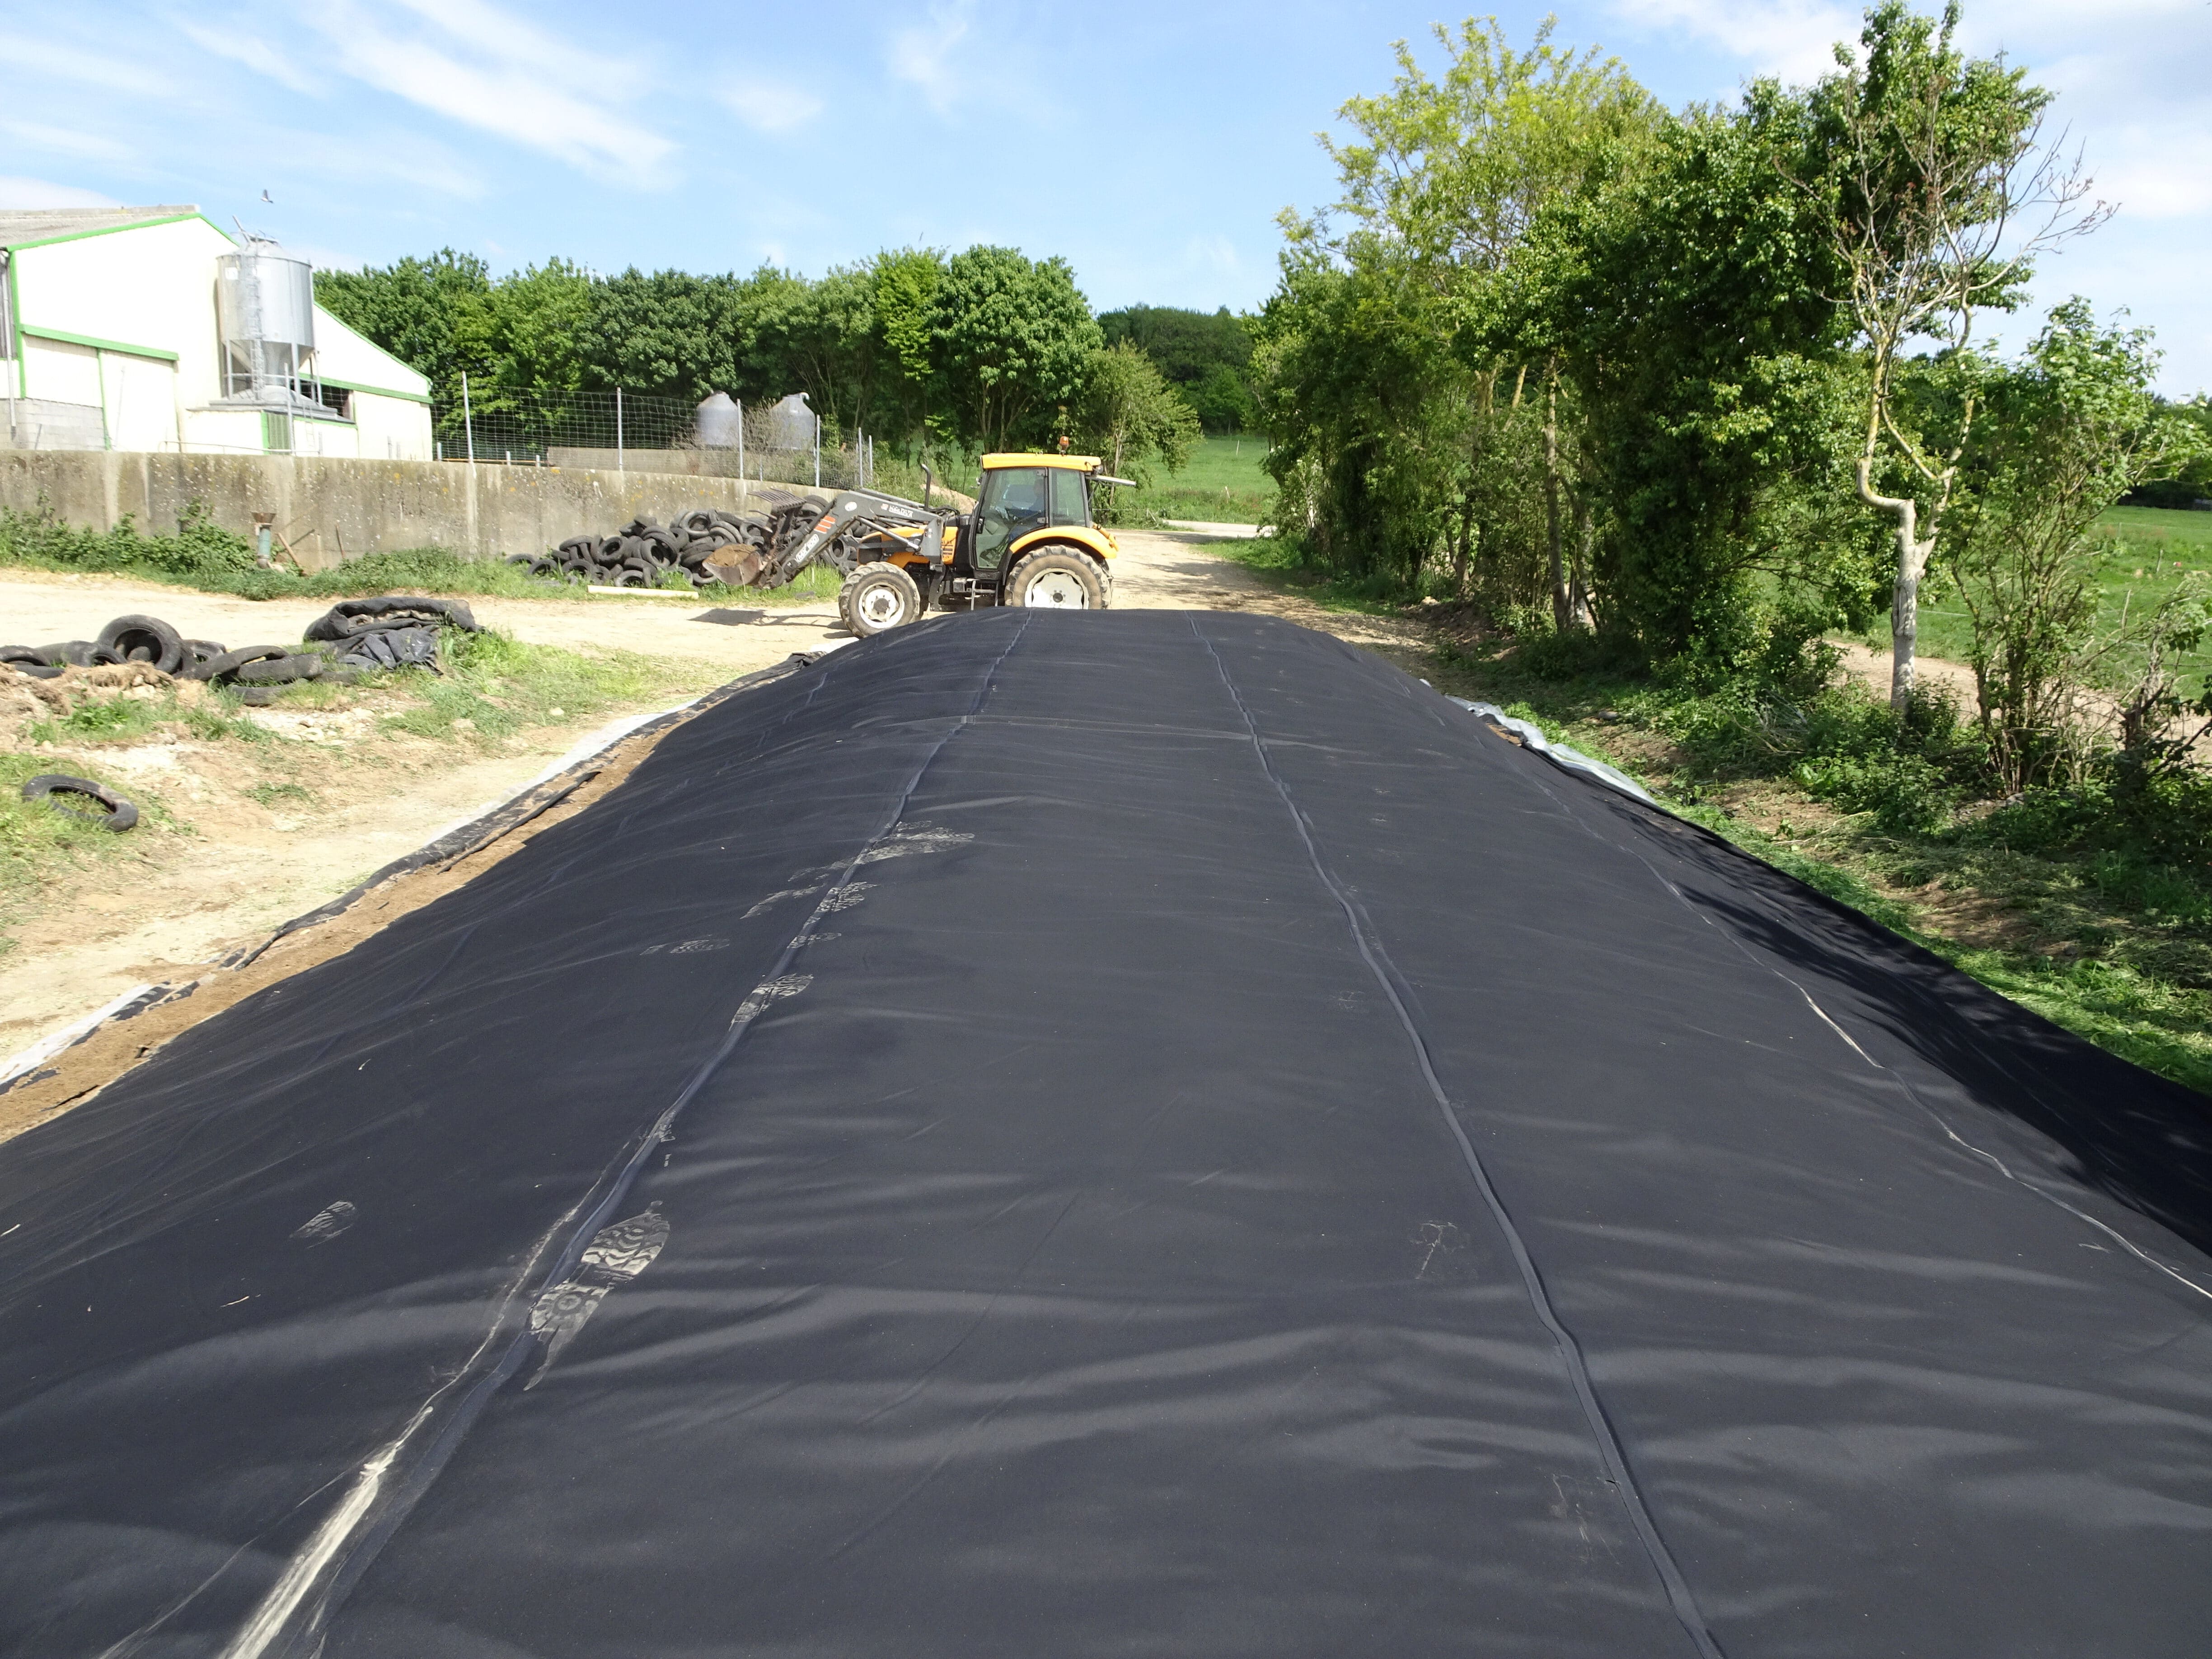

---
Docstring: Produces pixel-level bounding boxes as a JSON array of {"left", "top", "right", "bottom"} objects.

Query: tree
[
  {"left": 1941, "top": 300, "right": 2208, "bottom": 788},
  {"left": 1097, "top": 305, "right": 1255, "bottom": 431},
  {"left": 1067, "top": 340, "right": 1200, "bottom": 485},
  {"left": 1258, "top": 18, "right": 1658, "bottom": 608},
  {"left": 313, "top": 249, "right": 494, "bottom": 409},
  {"left": 869, "top": 247, "right": 945, "bottom": 450},
  {"left": 928, "top": 248, "right": 1101, "bottom": 452},
  {"left": 1500, "top": 91, "right": 1873, "bottom": 666},
  {"left": 1806, "top": 0, "right": 2106, "bottom": 712},
  {"left": 483, "top": 260, "right": 592, "bottom": 400}
]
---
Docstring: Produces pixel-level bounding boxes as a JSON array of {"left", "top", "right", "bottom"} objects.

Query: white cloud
[
  {"left": 0, "top": 119, "right": 136, "bottom": 164},
  {"left": 0, "top": 33, "right": 178, "bottom": 98},
  {"left": 886, "top": 0, "right": 974, "bottom": 117},
  {"left": 305, "top": 0, "right": 677, "bottom": 186},
  {"left": 721, "top": 81, "right": 825, "bottom": 136},
  {"left": 1183, "top": 234, "right": 1239, "bottom": 274},
  {"left": 0, "top": 176, "right": 119, "bottom": 210},
  {"left": 271, "top": 128, "right": 485, "bottom": 200},
  {"left": 1607, "top": 0, "right": 1858, "bottom": 85},
  {"left": 175, "top": 18, "right": 323, "bottom": 94},
  {"left": 286, "top": 240, "right": 369, "bottom": 272}
]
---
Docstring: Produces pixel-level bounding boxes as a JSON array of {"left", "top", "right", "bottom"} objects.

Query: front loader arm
[{"left": 710, "top": 491, "right": 949, "bottom": 592}]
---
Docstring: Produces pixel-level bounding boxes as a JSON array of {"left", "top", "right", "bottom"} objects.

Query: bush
[
  {"left": 0, "top": 504, "right": 570, "bottom": 600},
  {"left": 0, "top": 501, "right": 258, "bottom": 583},
  {"left": 1974, "top": 766, "right": 2212, "bottom": 869}
]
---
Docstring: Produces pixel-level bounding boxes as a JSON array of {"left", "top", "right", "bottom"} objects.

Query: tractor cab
[{"left": 963, "top": 455, "right": 1102, "bottom": 576}]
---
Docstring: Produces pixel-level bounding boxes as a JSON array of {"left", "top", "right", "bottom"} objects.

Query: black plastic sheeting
[{"left": 4, "top": 610, "right": 2211, "bottom": 1659}]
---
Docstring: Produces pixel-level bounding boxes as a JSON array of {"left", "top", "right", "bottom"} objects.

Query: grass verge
[
  {"left": 1429, "top": 633, "right": 2212, "bottom": 1095},
  {"left": 0, "top": 504, "right": 833, "bottom": 608},
  {"left": 1107, "top": 435, "right": 1277, "bottom": 527}
]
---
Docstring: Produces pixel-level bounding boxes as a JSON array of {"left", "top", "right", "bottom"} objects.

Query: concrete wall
[{"left": 0, "top": 448, "right": 811, "bottom": 569}]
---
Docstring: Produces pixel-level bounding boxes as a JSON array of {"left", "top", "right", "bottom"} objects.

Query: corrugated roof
[{"left": 0, "top": 206, "right": 205, "bottom": 248}]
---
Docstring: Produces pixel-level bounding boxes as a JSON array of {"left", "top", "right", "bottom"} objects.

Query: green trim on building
[
  {"left": 6, "top": 254, "right": 23, "bottom": 400},
  {"left": 320, "top": 375, "right": 434, "bottom": 406},
  {"left": 19, "top": 323, "right": 179, "bottom": 362},
  {"left": 0, "top": 212, "right": 217, "bottom": 252}
]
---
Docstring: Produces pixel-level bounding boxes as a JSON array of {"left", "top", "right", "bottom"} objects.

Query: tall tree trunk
[
  {"left": 1856, "top": 455, "right": 1934, "bottom": 713},
  {"left": 1568, "top": 491, "right": 1595, "bottom": 630},
  {"left": 1543, "top": 361, "right": 1570, "bottom": 631}
]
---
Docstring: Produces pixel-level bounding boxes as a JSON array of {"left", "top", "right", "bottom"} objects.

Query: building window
[{"left": 318, "top": 384, "right": 354, "bottom": 420}]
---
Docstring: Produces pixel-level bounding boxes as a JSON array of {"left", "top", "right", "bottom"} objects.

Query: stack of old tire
[
  {"left": 2, "top": 615, "right": 234, "bottom": 684},
  {"left": 1, "top": 598, "right": 482, "bottom": 705},
  {"left": 514, "top": 508, "right": 781, "bottom": 589}
]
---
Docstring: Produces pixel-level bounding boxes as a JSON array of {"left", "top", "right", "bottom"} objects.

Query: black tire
[
  {"left": 21, "top": 773, "right": 138, "bottom": 832},
  {"left": 234, "top": 653, "right": 324, "bottom": 685},
  {"left": 234, "top": 686, "right": 283, "bottom": 707},
  {"left": 35, "top": 641, "right": 114, "bottom": 668},
  {"left": 837, "top": 562, "right": 923, "bottom": 637},
  {"left": 96, "top": 614, "right": 186, "bottom": 673},
  {"left": 10, "top": 663, "right": 65, "bottom": 679},
  {"left": 1003, "top": 548, "right": 1109, "bottom": 611},
  {"left": 202, "top": 644, "right": 292, "bottom": 683}
]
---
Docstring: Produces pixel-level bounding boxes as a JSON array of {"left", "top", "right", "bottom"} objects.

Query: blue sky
[{"left": 3, "top": 0, "right": 2206, "bottom": 391}]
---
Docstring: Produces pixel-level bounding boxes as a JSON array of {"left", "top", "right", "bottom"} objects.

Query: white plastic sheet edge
[
  {"left": 1448, "top": 697, "right": 1660, "bottom": 807},
  {"left": 0, "top": 687, "right": 742, "bottom": 1094},
  {"left": 0, "top": 982, "right": 161, "bottom": 1088}
]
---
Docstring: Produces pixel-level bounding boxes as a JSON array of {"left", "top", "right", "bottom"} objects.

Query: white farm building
[{"left": 0, "top": 206, "right": 432, "bottom": 460}]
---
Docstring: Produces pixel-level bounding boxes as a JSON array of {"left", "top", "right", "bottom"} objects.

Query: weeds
[
  {"left": 0, "top": 753, "right": 162, "bottom": 961},
  {"left": 375, "top": 626, "right": 679, "bottom": 745},
  {"left": 1428, "top": 622, "right": 2212, "bottom": 1094},
  {"left": 0, "top": 506, "right": 574, "bottom": 601}
]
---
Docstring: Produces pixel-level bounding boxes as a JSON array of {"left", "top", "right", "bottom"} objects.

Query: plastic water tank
[{"left": 696, "top": 392, "right": 741, "bottom": 449}]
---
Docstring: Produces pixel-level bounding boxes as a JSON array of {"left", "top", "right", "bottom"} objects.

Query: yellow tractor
[{"left": 707, "top": 452, "right": 1129, "bottom": 637}]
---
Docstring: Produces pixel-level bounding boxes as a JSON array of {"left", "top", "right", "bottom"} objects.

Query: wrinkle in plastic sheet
[{"left": 2, "top": 612, "right": 2210, "bottom": 1658}]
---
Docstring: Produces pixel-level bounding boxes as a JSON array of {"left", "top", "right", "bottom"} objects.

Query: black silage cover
[{"left": 2, "top": 609, "right": 2210, "bottom": 1658}]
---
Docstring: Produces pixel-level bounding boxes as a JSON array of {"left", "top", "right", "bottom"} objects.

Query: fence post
[
  {"left": 813, "top": 415, "right": 820, "bottom": 488},
  {"left": 736, "top": 398, "right": 745, "bottom": 487},
  {"left": 616, "top": 387, "right": 624, "bottom": 472},
  {"left": 461, "top": 371, "right": 475, "bottom": 464}
]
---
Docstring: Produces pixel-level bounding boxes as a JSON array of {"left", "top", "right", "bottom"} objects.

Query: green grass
[
  {"left": 245, "top": 781, "right": 315, "bottom": 809},
  {"left": 1195, "top": 528, "right": 1415, "bottom": 617},
  {"left": 24, "top": 688, "right": 269, "bottom": 748},
  {"left": 1856, "top": 505, "right": 2212, "bottom": 690},
  {"left": 0, "top": 505, "right": 810, "bottom": 606},
  {"left": 373, "top": 626, "right": 705, "bottom": 746},
  {"left": 0, "top": 752, "right": 170, "bottom": 961},
  {"left": 1111, "top": 435, "right": 1277, "bottom": 526},
  {"left": 1428, "top": 631, "right": 2212, "bottom": 1095}
]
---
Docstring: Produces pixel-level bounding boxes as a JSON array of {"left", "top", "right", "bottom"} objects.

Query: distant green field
[
  {"left": 1861, "top": 505, "right": 2212, "bottom": 693},
  {"left": 1114, "top": 435, "right": 1276, "bottom": 526}
]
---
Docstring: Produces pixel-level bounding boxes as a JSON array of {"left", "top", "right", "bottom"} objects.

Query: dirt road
[{"left": 2, "top": 534, "right": 1421, "bottom": 1067}]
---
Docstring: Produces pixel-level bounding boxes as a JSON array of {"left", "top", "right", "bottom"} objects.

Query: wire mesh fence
[{"left": 428, "top": 383, "right": 898, "bottom": 495}]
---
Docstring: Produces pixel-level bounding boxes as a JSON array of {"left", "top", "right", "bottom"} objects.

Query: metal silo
[{"left": 215, "top": 244, "right": 320, "bottom": 406}]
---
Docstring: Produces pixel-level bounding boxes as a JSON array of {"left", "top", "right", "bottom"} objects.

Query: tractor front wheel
[
  {"left": 838, "top": 563, "right": 924, "bottom": 637},
  {"left": 1004, "top": 549, "right": 1109, "bottom": 610}
]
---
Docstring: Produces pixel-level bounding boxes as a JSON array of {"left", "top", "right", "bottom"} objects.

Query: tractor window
[
  {"left": 972, "top": 466, "right": 1048, "bottom": 571},
  {"left": 1047, "top": 466, "right": 1091, "bottom": 528}
]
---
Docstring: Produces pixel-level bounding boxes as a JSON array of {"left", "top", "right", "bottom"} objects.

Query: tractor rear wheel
[
  {"left": 1004, "top": 549, "right": 1109, "bottom": 610},
  {"left": 838, "top": 562, "right": 923, "bottom": 637}
]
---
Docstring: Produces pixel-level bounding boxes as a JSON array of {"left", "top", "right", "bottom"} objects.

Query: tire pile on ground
[
  {"left": 513, "top": 504, "right": 800, "bottom": 589},
  {"left": 1, "top": 598, "right": 482, "bottom": 704}
]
